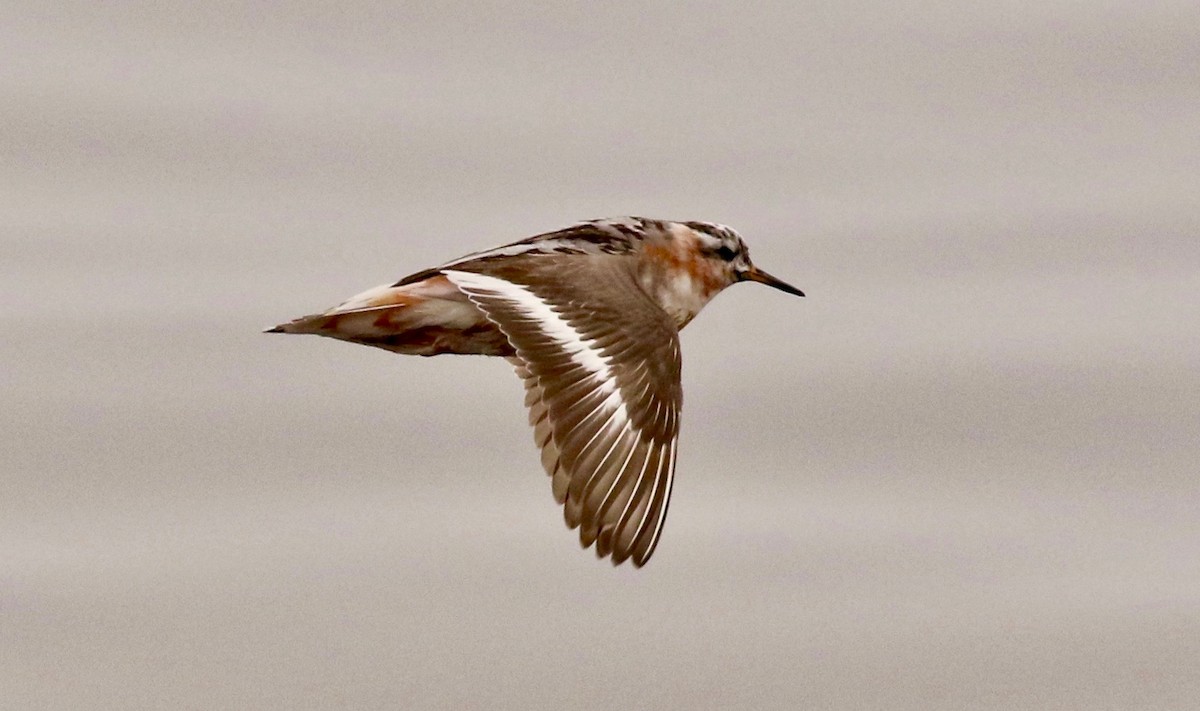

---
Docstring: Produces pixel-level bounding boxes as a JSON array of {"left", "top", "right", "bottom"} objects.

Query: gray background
[{"left": 5, "top": 2, "right": 1199, "bottom": 708}]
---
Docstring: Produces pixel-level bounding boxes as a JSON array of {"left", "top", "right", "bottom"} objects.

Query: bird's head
[{"left": 683, "top": 221, "right": 805, "bottom": 298}]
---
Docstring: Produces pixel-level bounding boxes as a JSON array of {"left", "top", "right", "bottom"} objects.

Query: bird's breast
[{"left": 639, "top": 245, "right": 725, "bottom": 329}]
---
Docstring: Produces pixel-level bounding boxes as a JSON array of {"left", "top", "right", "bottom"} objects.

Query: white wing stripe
[{"left": 443, "top": 270, "right": 618, "bottom": 392}]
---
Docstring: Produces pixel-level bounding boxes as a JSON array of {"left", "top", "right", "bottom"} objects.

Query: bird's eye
[{"left": 714, "top": 244, "right": 738, "bottom": 261}]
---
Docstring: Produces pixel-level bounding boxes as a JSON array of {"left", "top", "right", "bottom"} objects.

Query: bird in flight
[{"left": 267, "top": 217, "right": 804, "bottom": 567}]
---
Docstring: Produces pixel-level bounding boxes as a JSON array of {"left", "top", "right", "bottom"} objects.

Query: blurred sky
[{"left": 4, "top": 2, "right": 1199, "bottom": 709}]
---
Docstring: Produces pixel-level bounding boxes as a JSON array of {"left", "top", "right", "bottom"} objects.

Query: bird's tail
[{"left": 264, "top": 273, "right": 511, "bottom": 356}]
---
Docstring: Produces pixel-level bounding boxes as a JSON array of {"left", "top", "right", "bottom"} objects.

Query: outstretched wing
[{"left": 444, "top": 256, "right": 681, "bottom": 567}]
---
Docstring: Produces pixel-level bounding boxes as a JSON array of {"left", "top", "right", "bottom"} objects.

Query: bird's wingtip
[{"left": 263, "top": 324, "right": 286, "bottom": 334}]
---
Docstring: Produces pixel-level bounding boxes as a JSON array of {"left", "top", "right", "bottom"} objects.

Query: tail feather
[
  {"left": 265, "top": 311, "right": 350, "bottom": 336},
  {"left": 265, "top": 272, "right": 512, "bottom": 356}
]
